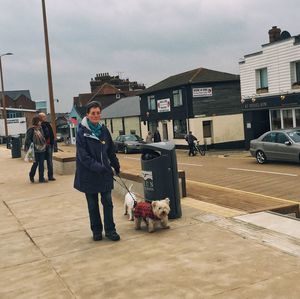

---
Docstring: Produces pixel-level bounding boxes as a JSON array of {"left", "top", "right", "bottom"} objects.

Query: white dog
[
  {"left": 124, "top": 184, "right": 137, "bottom": 221},
  {"left": 134, "top": 198, "right": 170, "bottom": 233}
]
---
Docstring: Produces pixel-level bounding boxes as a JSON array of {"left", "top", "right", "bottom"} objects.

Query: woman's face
[{"left": 87, "top": 107, "right": 101, "bottom": 124}]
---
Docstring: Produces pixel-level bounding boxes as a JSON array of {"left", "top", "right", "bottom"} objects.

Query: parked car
[
  {"left": 56, "top": 133, "right": 64, "bottom": 142},
  {"left": 114, "top": 134, "right": 145, "bottom": 154},
  {"left": 250, "top": 129, "right": 300, "bottom": 164}
]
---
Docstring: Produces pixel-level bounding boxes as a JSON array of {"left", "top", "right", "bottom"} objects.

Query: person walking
[
  {"left": 153, "top": 128, "right": 161, "bottom": 142},
  {"left": 39, "top": 112, "right": 56, "bottom": 181},
  {"left": 185, "top": 131, "right": 197, "bottom": 156},
  {"left": 74, "top": 101, "right": 121, "bottom": 242},
  {"left": 25, "top": 116, "right": 47, "bottom": 183},
  {"left": 146, "top": 131, "right": 153, "bottom": 143}
]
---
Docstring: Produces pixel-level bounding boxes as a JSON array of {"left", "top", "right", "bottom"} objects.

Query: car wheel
[
  {"left": 124, "top": 146, "right": 129, "bottom": 154},
  {"left": 256, "top": 150, "right": 266, "bottom": 164}
]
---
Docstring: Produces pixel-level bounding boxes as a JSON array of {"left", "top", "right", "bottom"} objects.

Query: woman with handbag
[{"left": 25, "top": 116, "right": 47, "bottom": 183}]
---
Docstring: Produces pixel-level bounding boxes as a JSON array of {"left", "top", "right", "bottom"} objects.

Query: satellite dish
[{"left": 280, "top": 31, "right": 291, "bottom": 40}]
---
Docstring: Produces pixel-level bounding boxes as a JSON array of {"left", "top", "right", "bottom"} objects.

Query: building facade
[
  {"left": 140, "top": 68, "right": 244, "bottom": 148},
  {"left": 101, "top": 96, "right": 141, "bottom": 139},
  {"left": 240, "top": 26, "right": 300, "bottom": 148}
]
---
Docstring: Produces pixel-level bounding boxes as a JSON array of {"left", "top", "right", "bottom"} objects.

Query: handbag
[{"left": 24, "top": 143, "right": 35, "bottom": 162}]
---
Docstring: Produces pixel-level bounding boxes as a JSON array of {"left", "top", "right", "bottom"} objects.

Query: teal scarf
[{"left": 87, "top": 119, "right": 102, "bottom": 138}]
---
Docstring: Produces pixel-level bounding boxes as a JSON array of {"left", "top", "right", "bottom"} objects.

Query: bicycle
[{"left": 193, "top": 141, "right": 206, "bottom": 156}]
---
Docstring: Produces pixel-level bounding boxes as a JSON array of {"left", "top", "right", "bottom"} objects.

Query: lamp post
[
  {"left": 0, "top": 52, "right": 13, "bottom": 139},
  {"left": 41, "top": 0, "right": 56, "bottom": 139}
]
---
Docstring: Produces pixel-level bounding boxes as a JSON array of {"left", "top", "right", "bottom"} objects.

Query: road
[{"left": 117, "top": 150, "right": 300, "bottom": 202}]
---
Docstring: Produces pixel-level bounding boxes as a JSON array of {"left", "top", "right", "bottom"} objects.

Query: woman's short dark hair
[
  {"left": 32, "top": 116, "right": 40, "bottom": 126},
  {"left": 86, "top": 101, "right": 102, "bottom": 114}
]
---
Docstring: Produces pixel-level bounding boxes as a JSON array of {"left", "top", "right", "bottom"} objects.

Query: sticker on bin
[{"left": 141, "top": 170, "right": 154, "bottom": 191}]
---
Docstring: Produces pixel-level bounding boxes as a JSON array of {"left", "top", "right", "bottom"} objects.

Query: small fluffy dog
[
  {"left": 124, "top": 184, "right": 137, "bottom": 221},
  {"left": 134, "top": 198, "right": 170, "bottom": 233}
]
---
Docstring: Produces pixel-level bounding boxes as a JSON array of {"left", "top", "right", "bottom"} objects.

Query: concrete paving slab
[
  {"left": 211, "top": 269, "right": 300, "bottom": 299},
  {"left": 6, "top": 191, "right": 87, "bottom": 229},
  {"left": 50, "top": 223, "right": 299, "bottom": 299},
  {"left": 0, "top": 202, "right": 22, "bottom": 234},
  {"left": 0, "top": 231, "right": 43, "bottom": 269},
  {"left": 0, "top": 261, "right": 73, "bottom": 299},
  {"left": 235, "top": 212, "right": 300, "bottom": 239}
]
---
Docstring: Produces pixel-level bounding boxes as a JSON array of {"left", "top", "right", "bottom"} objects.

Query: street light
[{"left": 0, "top": 52, "right": 13, "bottom": 138}]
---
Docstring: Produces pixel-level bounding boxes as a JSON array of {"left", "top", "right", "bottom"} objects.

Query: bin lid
[{"left": 140, "top": 141, "right": 175, "bottom": 152}]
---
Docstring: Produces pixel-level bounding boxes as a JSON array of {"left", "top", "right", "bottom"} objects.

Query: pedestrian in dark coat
[
  {"left": 25, "top": 116, "right": 47, "bottom": 183},
  {"left": 74, "top": 101, "right": 121, "bottom": 242},
  {"left": 153, "top": 129, "right": 161, "bottom": 142},
  {"left": 39, "top": 113, "right": 56, "bottom": 181}
]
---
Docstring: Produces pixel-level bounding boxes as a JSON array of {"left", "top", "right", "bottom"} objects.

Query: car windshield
[
  {"left": 123, "top": 135, "right": 141, "bottom": 142},
  {"left": 287, "top": 130, "right": 300, "bottom": 143}
]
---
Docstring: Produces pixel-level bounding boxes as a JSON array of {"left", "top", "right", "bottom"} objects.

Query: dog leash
[{"left": 114, "top": 173, "right": 138, "bottom": 206}]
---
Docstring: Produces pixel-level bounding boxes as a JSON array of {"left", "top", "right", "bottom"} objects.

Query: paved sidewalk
[{"left": 1, "top": 146, "right": 300, "bottom": 298}]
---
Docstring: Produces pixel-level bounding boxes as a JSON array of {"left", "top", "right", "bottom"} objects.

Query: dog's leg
[
  {"left": 148, "top": 218, "right": 155, "bottom": 233},
  {"left": 129, "top": 208, "right": 134, "bottom": 221},
  {"left": 135, "top": 217, "right": 142, "bottom": 230},
  {"left": 124, "top": 201, "right": 128, "bottom": 215},
  {"left": 161, "top": 217, "right": 170, "bottom": 229}
]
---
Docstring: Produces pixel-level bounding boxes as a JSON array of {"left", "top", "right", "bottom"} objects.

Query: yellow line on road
[{"left": 187, "top": 179, "right": 300, "bottom": 205}]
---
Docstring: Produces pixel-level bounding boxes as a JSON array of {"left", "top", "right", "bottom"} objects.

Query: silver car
[{"left": 250, "top": 129, "right": 300, "bottom": 164}]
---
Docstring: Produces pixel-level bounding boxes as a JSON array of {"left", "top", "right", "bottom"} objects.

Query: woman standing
[
  {"left": 25, "top": 116, "right": 47, "bottom": 183},
  {"left": 74, "top": 101, "right": 121, "bottom": 242}
]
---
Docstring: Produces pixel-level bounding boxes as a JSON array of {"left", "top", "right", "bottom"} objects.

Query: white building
[{"left": 240, "top": 26, "right": 300, "bottom": 147}]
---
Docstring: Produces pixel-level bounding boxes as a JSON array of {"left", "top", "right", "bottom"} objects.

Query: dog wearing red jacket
[{"left": 134, "top": 198, "right": 170, "bottom": 233}]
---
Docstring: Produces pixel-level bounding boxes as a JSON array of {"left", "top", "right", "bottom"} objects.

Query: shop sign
[
  {"left": 193, "top": 87, "right": 212, "bottom": 97},
  {"left": 157, "top": 98, "right": 171, "bottom": 113}
]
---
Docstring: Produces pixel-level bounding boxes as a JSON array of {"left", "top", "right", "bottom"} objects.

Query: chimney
[{"left": 268, "top": 26, "right": 281, "bottom": 43}]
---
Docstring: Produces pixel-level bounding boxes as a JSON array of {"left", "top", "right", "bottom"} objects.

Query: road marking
[
  {"left": 228, "top": 167, "right": 298, "bottom": 177},
  {"left": 179, "top": 163, "right": 203, "bottom": 167},
  {"left": 122, "top": 157, "right": 203, "bottom": 167}
]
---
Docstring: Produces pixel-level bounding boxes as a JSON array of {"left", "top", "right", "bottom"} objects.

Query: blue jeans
[
  {"left": 45, "top": 145, "right": 54, "bottom": 179},
  {"left": 85, "top": 191, "right": 116, "bottom": 235},
  {"left": 29, "top": 151, "right": 45, "bottom": 181}
]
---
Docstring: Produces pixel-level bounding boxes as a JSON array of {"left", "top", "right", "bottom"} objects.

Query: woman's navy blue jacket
[{"left": 74, "top": 117, "right": 120, "bottom": 194}]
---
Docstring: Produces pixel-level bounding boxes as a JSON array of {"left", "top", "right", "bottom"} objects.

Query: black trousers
[
  {"left": 29, "top": 151, "right": 45, "bottom": 181},
  {"left": 85, "top": 191, "right": 116, "bottom": 235},
  {"left": 188, "top": 143, "right": 195, "bottom": 156}
]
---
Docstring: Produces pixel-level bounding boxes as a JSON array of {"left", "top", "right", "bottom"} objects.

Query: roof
[
  {"left": 140, "top": 68, "right": 239, "bottom": 94},
  {"left": 0, "top": 90, "right": 31, "bottom": 100},
  {"left": 101, "top": 96, "right": 140, "bottom": 119}
]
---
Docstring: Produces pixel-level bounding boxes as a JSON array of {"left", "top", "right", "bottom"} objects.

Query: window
[
  {"left": 203, "top": 121, "right": 212, "bottom": 138},
  {"left": 173, "top": 119, "right": 187, "bottom": 139},
  {"left": 262, "top": 132, "right": 276, "bottom": 142},
  {"left": 282, "top": 110, "right": 293, "bottom": 129},
  {"left": 147, "top": 95, "right": 156, "bottom": 111},
  {"left": 271, "top": 110, "right": 281, "bottom": 129},
  {"left": 287, "top": 130, "right": 300, "bottom": 143},
  {"left": 295, "top": 109, "right": 300, "bottom": 127},
  {"left": 256, "top": 68, "right": 268, "bottom": 92},
  {"left": 173, "top": 90, "right": 183, "bottom": 107},
  {"left": 110, "top": 119, "right": 113, "bottom": 133},
  {"left": 296, "top": 62, "right": 300, "bottom": 82},
  {"left": 276, "top": 133, "right": 289, "bottom": 144}
]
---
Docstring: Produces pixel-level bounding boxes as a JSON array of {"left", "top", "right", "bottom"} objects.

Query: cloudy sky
[{"left": 1, "top": 0, "right": 300, "bottom": 112}]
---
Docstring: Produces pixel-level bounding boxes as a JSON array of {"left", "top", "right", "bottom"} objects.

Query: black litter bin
[
  {"left": 11, "top": 135, "right": 21, "bottom": 158},
  {"left": 141, "top": 142, "right": 182, "bottom": 219}
]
